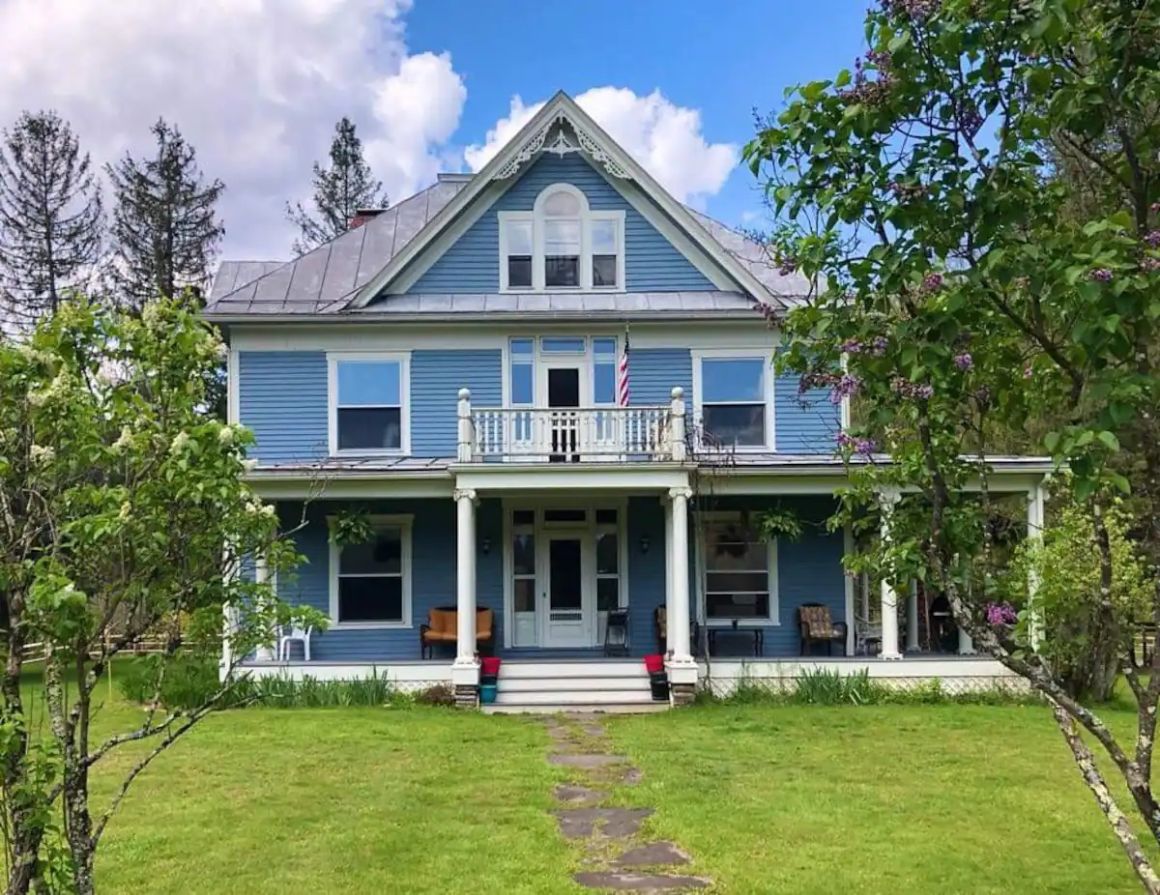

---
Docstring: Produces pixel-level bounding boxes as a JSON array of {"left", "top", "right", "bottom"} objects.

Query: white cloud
[
  {"left": 465, "top": 87, "right": 737, "bottom": 207},
  {"left": 0, "top": 0, "right": 468, "bottom": 259}
]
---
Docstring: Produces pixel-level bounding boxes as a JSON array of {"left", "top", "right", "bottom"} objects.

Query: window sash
[
  {"left": 703, "top": 521, "right": 774, "bottom": 622},
  {"left": 331, "top": 519, "right": 410, "bottom": 626}
]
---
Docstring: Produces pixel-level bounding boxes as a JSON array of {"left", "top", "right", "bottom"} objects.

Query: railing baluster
[{"left": 470, "top": 404, "right": 674, "bottom": 461}]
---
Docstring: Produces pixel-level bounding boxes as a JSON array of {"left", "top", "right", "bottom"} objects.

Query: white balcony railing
[{"left": 456, "top": 387, "right": 688, "bottom": 463}]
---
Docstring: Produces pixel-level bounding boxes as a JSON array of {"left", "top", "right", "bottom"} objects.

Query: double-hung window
[
  {"left": 695, "top": 353, "right": 772, "bottom": 449},
  {"left": 331, "top": 517, "right": 412, "bottom": 627},
  {"left": 329, "top": 354, "right": 409, "bottom": 454},
  {"left": 499, "top": 184, "right": 625, "bottom": 292},
  {"left": 702, "top": 517, "right": 777, "bottom": 624}
]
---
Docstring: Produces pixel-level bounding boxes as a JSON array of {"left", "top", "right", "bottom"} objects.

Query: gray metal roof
[
  {"left": 206, "top": 180, "right": 467, "bottom": 316},
  {"left": 687, "top": 211, "right": 813, "bottom": 307},
  {"left": 205, "top": 177, "right": 802, "bottom": 320}
]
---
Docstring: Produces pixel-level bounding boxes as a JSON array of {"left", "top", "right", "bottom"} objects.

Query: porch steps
[{"left": 485, "top": 660, "right": 666, "bottom": 714}]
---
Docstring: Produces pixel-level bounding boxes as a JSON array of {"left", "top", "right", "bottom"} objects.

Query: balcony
[{"left": 456, "top": 387, "right": 688, "bottom": 463}]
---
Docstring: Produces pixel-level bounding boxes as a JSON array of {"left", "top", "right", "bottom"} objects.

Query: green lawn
[
  {"left": 19, "top": 681, "right": 1148, "bottom": 893},
  {"left": 606, "top": 704, "right": 1146, "bottom": 894}
]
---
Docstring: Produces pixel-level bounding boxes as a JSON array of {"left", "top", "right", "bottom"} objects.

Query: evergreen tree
[
  {"left": 286, "top": 116, "right": 387, "bottom": 254},
  {"left": 0, "top": 110, "right": 102, "bottom": 327},
  {"left": 106, "top": 118, "right": 224, "bottom": 306}
]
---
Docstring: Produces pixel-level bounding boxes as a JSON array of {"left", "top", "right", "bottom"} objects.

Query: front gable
[
  {"left": 350, "top": 93, "right": 785, "bottom": 310},
  {"left": 405, "top": 153, "right": 715, "bottom": 294}
]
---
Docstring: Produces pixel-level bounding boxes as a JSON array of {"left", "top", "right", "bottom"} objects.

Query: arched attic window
[{"left": 498, "top": 183, "right": 625, "bottom": 292}]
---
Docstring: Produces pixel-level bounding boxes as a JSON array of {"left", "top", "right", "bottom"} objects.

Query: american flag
[{"left": 617, "top": 330, "right": 630, "bottom": 407}]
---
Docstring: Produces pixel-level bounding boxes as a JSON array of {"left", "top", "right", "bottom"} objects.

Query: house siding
[
  {"left": 775, "top": 374, "right": 841, "bottom": 453},
  {"left": 628, "top": 347, "right": 693, "bottom": 406},
  {"left": 411, "top": 349, "right": 503, "bottom": 457},
  {"left": 276, "top": 499, "right": 503, "bottom": 662},
  {"left": 238, "top": 351, "right": 329, "bottom": 464},
  {"left": 238, "top": 348, "right": 503, "bottom": 462},
  {"left": 270, "top": 494, "right": 843, "bottom": 663},
  {"left": 407, "top": 154, "right": 715, "bottom": 294}
]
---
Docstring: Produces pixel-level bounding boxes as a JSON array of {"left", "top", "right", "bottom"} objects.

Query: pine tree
[
  {"left": 0, "top": 110, "right": 102, "bottom": 327},
  {"left": 286, "top": 117, "right": 388, "bottom": 254},
  {"left": 106, "top": 118, "right": 224, "bottom": 306}
]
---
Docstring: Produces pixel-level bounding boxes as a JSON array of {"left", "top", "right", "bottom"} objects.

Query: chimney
[{"left": 349, "top": 208, "right": 386, "bottom": 229}]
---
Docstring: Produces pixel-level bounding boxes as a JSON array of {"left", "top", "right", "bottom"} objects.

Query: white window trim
[
  {"left": 498, "top": 183, "right": 626, "bottom": 293},
  {"left": 699, "top": 510, "right": 779, "bottom": 627},
  {"left": 327, "top": 351, "right": 411, "bottom": 456},
  {"left": 691, "top": 349, "right": 776, "bottom": 452},
  {"left": 504, "top": 335, "right": 622, "bottom": 410},
  {"left": 328, "top": 513, "right": 413, "bottom": 629}
]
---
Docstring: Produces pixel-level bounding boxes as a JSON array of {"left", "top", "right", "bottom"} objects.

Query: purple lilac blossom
[
  {"left": 985, "top": 602, "right": 1018, "bottom": 626},
  {"left": 1090, "top": 268, "right": 1113, "bottom": 283},
  {"left": 953, "top": 352, "right": 973, "bottom": 371}
]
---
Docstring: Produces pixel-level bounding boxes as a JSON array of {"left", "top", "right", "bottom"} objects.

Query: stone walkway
[{"left": 545, "top": 714, "right": 711, "bottom": 893}]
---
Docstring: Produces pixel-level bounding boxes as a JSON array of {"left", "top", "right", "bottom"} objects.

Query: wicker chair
[{"left": 798, "top": 603, "right": 848, "bottom": 656}]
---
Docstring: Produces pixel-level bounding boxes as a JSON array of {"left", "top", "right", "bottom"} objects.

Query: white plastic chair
[{"left": 278, "top": 625, "right": 313, "bottom": 662}]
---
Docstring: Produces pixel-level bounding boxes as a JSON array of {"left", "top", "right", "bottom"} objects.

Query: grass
[
  {"left": 6, "top": 665, "right": 1152, "bottom": 893},
  {"left": 606, "top": 703, "right": 1147, "bottom": 894},
  {"left": 93, "top": 706, "right": 576, "bottom": 894}
]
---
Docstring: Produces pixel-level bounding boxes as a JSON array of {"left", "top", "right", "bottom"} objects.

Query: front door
[{"left": 542, "top": 532, "right": 590, "bottom": 647}]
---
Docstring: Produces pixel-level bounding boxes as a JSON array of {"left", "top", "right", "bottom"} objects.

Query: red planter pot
[
  {"left": 480, "top": 656, "right": 502, "bottom": 676},
  {"left": 643, "top": 654, "right": 665, "bottom": 674}
]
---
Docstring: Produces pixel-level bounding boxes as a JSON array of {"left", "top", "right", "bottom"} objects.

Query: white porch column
[
  {"left": 905, "top": 582, "right": 920, "bottom": 652},
  {"left": 452, "top": 489, "right": 480, "bottom": 697},
  {"left": 456, "top": 389, "right": 473, "bottom": 463},
  {"left": 1027, "top": 480, "right": 1046, "bottom": 650},
  {"left": 668, "top": 486, "right": 693, "bottom": 660},
  {"left": 663, "top": 495, "right": 676, "bottom": 654},
  {"left": 878, "top": 488, "right": 903, "bottom": 660},
  {"left": 666, "top": 486, "right": 698, "bottom": 704},
  {"left": 253, "top": 553, "right": 276, "bottom": 662}
]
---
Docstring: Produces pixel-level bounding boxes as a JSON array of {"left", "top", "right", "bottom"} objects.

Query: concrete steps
[{"left": 485, "top": 660, "right": 666, "bottom": 714}]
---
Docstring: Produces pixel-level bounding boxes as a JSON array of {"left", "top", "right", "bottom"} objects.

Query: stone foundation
[
  {"left": 454, "top": 684, "right": 479, "bottom": 708},
  {"left": 670, "top": 682, "right": 696, "bottom": 706}
]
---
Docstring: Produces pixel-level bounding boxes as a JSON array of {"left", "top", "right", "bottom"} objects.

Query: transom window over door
[
  {"left": 695, "top": 353, "right": 772, "bottom": 450},
  {"left": 329, "top": 354, "right": 409, "bottom": 454},
  {"left": 499, "top": 183, "right": 625, "bottom": 292}
]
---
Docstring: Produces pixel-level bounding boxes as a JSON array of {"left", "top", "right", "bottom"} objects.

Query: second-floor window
[
  {"left": 499, "top": 183, "right": 625, "bottom": 292},
  {"left": 694, "top": 352, "right": 773, "bottom": 450},
  {"left": 329, "top": 353, "right": 409, "bottom": 454}
]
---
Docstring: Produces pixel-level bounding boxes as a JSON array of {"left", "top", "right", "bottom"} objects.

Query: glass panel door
[{"left": 543, "top": 534, "right": 589, "bottom": 647}]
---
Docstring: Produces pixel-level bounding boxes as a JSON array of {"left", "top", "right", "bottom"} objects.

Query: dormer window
[{"left": 499, "top": 183, "right": 625, "bottom": 292}]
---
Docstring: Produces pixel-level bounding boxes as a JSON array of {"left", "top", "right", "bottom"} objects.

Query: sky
[{"left": 0, "top": 0, "right": 868, "bottom": 263}]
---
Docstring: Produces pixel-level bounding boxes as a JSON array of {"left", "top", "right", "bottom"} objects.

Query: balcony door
[{"left": 539, "top": 361, "right": 586, "bottom": 462}]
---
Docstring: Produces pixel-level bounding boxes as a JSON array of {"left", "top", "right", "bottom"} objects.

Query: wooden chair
[{"left": 798, "top": 603, "right": 848, "bottom": 656}]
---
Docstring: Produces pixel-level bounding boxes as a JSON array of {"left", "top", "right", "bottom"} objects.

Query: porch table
[{"left": 708, "top": 624, "right": 764, "bottom": 657}]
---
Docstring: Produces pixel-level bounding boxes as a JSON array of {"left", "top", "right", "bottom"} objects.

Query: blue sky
[
  {"left": 406, "top": 0, "right": 868, "bottom": 229},
  {"left": 0, "top": 0, "right": 870, "bottom": 259}
]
